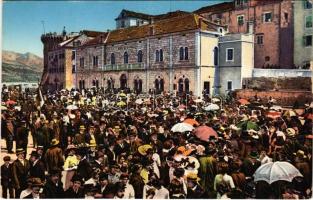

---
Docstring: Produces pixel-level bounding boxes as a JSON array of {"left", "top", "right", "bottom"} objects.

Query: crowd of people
[{"left": 1, "top": 86, "right": 312, "bottom": 199}]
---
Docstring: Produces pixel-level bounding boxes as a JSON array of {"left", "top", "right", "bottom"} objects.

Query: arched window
[
  {"left": 179, "top": 47, "right": 184, "bottom": 60},
  {"left": 155, "top": 50, "right": 159, "bottom": 62},
  {"left": 184, "top": 47, "right": 188, "bottom": 60},
  {"left": 155, "top": 79, "right": 160, "bottom": 91},
  {"left": 137, "top": 50, "right": 143, "bottom": 63},
  {"left": 95, "top": 80, "right": 99, "bottom": 88},
  {"left": 160, "top": 49, "right": 163, "bottom": 62},
  {"left": 124, "top": 52, "right": 128, "bottom": 64},
  {"left": 178, "top": 78, "right": 184, "bottom": 93},
  {"left": 134, "top": 79, "right": 138, "bottom": 92},
  {"left": 79, "top": 80, "right": 83, "bottom": 90},
  {"left": 82, "top": 80, "right": 85, "bottom": 89},
  {"left": 120, "top": 74, "right": 127, "bottom": 89},
  {"left": 184, "top": 78, "right": 189, "bottom": 93},
  {"left": 214, "top": 47, "right": 218, "bottom": 66},
  {"left": 111, "top": 53, "right": 115, "bottom": 65},
  {"left": 160, "top": 79, "right": 164, "bottom": 92},
  {"left": 107, "top": 79, "right": 112, "bottom": 89},
  {"left": 138, "top": 79, "right": 142, "bottom": 93}
]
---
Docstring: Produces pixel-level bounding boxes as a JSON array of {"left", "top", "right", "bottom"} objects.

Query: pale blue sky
[{"left": 3, "top": 1, "right": 228, "bottom": 57}]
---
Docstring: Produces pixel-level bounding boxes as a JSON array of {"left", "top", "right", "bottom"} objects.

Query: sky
[{"left": 2, "top": 1, "right": 228, "bottom": 57}]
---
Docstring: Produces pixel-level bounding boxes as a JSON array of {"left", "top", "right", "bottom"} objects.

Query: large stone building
[
  {"left": 40, "top": 10, "right": 254, "bottom": 97},
  {"left": 293, "top": 0, "right": 313, "bottom": 69},
  {"left": 195, "top": 0, "right": 294, "bottom": 69}
]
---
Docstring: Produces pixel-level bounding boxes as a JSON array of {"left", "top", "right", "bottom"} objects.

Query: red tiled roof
[
  {"left": 80, "top": 30, "right": 106, "bottom": 37},
  {"left": 115, "top": 9, "right": 152, "bottom": 20},
  {"left": 81, "top": 32, "right": 109, "bottom": 47},
  {"left": 194, "top": 2, "right": 234, "bottom": 14},
  {"left": 107, "top": 13, "right": 218, "bottom": 43}
]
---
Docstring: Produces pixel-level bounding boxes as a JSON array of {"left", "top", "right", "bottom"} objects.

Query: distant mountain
[{"left": 2, "top": 50, "right": 43, "bottom": 82}]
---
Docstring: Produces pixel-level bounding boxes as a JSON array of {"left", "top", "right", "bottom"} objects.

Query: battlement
[{"left": 41, "top": 33, "right": 64, "bottom": 43}]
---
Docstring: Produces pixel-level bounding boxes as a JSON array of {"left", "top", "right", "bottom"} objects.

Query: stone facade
[
  {"left": 195, "top": 0, "right": 294, "bottom": 69},
  {"left": 293, "top": 0, "right": 313, "bottom": 69},
  {"left": 42, "top": 12, "right": 253, "bottom": 97}
]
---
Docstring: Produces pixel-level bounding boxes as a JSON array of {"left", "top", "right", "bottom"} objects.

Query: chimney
[
  {"left": 199, "top": 17, "right": 202, "bottom": 27},
  {"left": 150, "top": 26, "right": 155, "bottom": 36}
]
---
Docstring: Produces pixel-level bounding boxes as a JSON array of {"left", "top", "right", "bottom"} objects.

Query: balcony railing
[{"left": 102, "top": 63, "right": 146, "bottom": 71}]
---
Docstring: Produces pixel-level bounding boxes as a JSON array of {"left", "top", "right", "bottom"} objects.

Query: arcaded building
[{"left": 41, "top": 10, "right": 254, "bottom": 97}]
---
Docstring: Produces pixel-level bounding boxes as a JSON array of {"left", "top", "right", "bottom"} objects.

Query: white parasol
[{"left": 171, "top": 122, "right": 195, "bottom": 133}]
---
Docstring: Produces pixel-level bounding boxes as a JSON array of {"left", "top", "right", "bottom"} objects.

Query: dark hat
[
  {"left": 249, "top": 151, "right": 259, "bottom": 159},
  {"left": 16, "top": 148, "right": 25, "bottom": 155},
  {"left": 3, "top": 156, "right": 11, "bottom": 161},
  {"left": 71, "top": 174, "right": 84, "bottom": 184},
  {"left": 120, "top": 173, "right": 129, "bottom": 180},
  {"left": 29, "top": 150, "right": 39, "bottom": 158},
  {"left": 31, "top": 178, "right": 43, "bottom": 188},
  {"left": 49, "top": 168, "right": 61, "bottom": 176},
  {"left": 99, "top": 172, "right": 109, "bottom": 181}
]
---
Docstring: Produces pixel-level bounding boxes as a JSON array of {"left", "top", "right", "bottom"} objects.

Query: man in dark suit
[
  {"left": 1, "top": 156, "right": 14, "bottom": 198},
  {"left": 12, "top": 149, "right": 30, "bottom": 198},
  {"left": 29, "top": 151, "right": 46, "bottom": 181},
  {"left": 42, "top": 169, "right": 64, "bottom": 198},
  {"left": 64, "top": 174, "right": 84, "bottom": 198},
  {"left": 95, "top": 172, "right": 115, "bottom": 198},
  {"left": 15, "top": 120, "right": 29, "bottom": 154},
  {"left": 76, "top": 148, "right": 93, "bottom": 181},
  {"left": 186, "top": 173, "right": 208, "bottom": 199}
]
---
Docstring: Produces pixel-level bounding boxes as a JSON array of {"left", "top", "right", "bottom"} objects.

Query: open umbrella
[
  {"left": 211, "top": 98, "right": 221, "bottom": 103},
  {"left": 194, "top": 125, "right": 218, "bottom": 141},
  {"left": 178, "top": 104, "right": 186, "bottom": 110},
  {"left": 6, "top": 100, "right": 16, "bottom": 105},
  {"left": 266, "top": 111, "right": 281, "bottom": 119},
  {"left": 116, "top": 101, "right": 126, "bottom": 107},
  {"left": 270, "top": 105, "right": 283, "bottom": 111},
  {"left": 119, "top": 93, "right": 127, "bottom": 97},
  {"left": 184, "top": 118, "right": 200, "bottom": 127},
  {"left": 171, "top": 122, "right": 194, "bottom": 133},
  {"left": 66, "top": 105, "right": 78, "bottom": 110},
  {"left": 283, "top": 110, "right": 297, "bottom": 117},
  {"left": 194, "top": 99, "right": 203, "bottom": 103},
  {"left": 236, "top": 120, "right": 259, "bottom": 131},
  {"left": 238, "top": 98, "right": 250, "bottom": 105},
  {"left": 135, "top": 99, "right": 143, "bottom": 105},
  {"left": 204, "top": 104, "right": 220, "bottom": 111},
  {"left": 253, "top": 161, "right": 302, "bottom": 184},
  {"left": 1, "top": 105, "right": 7, "bottom": 110}
]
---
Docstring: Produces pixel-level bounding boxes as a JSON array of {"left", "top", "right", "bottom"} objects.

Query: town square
[{"left": 1, "top": 0, "right": 312, "bottom": 199}]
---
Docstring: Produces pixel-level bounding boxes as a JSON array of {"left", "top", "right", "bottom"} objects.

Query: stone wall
[
  {"left": 235, "top": 89, "right": 313, "bottom": 106},
  {"left": 243, "top": 77, "right": 312, "bottom": 91}
]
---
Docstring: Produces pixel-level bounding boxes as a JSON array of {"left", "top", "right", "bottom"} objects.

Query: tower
[{"left": 40, "top": 33, "right": 64, "bottom": 87}]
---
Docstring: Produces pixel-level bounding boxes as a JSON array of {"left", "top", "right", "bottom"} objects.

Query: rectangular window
[
  {"left": 305, "top": 16, "right": 312, "bottom": 28},
  {"left": 304, "top": 35, "right": 312, "bottom": 46},
  {"left": 304, "top": 0, "right": 312, "bottom": 9},
  {"left": 72, "top": 65, "right": 76, "bottom": 73},
  {"left": 263, "top": 12, "right": 272, "bottom": 23},
  {"left": 80, "top": 57, "right": 84, "bottom": 68},
  {"left": 203, "top": 82, "right": 210, "bottom": 94},
  {"left": 72, "top": 51, "right": 76, "bottom": 60},
  {"left": 226, "top": 48, "right": 234, "bottom": 61},
  {"left": 227, "top": 81, "right": 232, "bottom": 90},
  {"left": 237, "top": 15, "right": 244, "bottom": 26},
  {"left": 257, "top": 34, "right": 264, "bottom": 44},
  {"left": 93, "top": 56, "right": 98, "bottom": 67}
]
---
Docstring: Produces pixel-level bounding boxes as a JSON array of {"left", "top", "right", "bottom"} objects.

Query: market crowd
[{"left": 1, "top": 86, "right": 312, "bottom": 199}]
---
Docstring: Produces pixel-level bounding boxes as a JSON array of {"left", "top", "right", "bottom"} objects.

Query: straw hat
[
  {"left": 187, "top": 172, "right": 200, "bottom": 181},
  {"left": 286, "top": 128, "right": 296, "bottom": 137},
  {"left": 293, "top": 150, "right": 307, "bottom": 158},
  {"left": 50, "top": 139, "right": 60, "bottom": 146},
  {"left": 138, "top": 144, "right": 153, "bottom": 156},
  {"left": 16, "top": 148, "right": 25, "bottom": 155}
]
